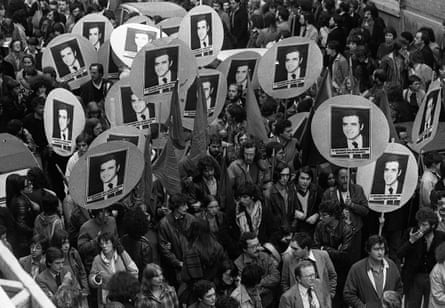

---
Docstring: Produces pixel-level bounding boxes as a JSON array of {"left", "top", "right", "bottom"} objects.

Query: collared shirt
[
  {"left": 200, "top": 37, "right": 210, "bottom": 49},
  {"left": 287, "top": 68, "right": 301, "bottom": 80},
  {"left": 136, "top": 108, "right": 151, "bottom": 122},
  {"left": 158, "top": 71, "right": 172, "bottom": 85},
  {"left": 69, "top": 60, "right": 81, "bottom": 73},
  {"left": 298, "top": 283, "right": 320, "bottom": 308},
  {"left": 103, "top": 176, "right": 118, "bottom": 195},
  {"left": 366, "top": 258, "right": 389, "bottom": 298},
  {"left": 347, "top": 134, "right": 363, "bottom": 149},
  {"left": 384, "top": 181, "right": 398, "bottom": 195}
]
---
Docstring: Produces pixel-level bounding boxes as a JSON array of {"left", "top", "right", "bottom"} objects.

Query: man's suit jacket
[
  {"left": 274, "top": 67, "right": 304, "bottom": 90},
  {"left": 88, "top": 173, "right": 125, "bottom": 197},
  {"left": 371, "top": 181, "right": 402, "bottom": 195},
  {"left": 230, "top": 7, "right": 249, "bottom": 48},
  {"left": 279, "top": 280, "right": 331, "bottom": 308},
  {"left": 124, "top": 103, "right": 155, "bottom": 124},
  {"left": 36, "top": 268, "right": 79, "bottom": 301},
  {"left": 332, "top": 134, "right": 369, "bottom": 149},
  {"left": 145, "top": 70, "right": 178, "bottom": 94},
  {"left": 294, "top": 184, "right": 322, "bottom": 235},
  {"left": 281, "top": 249, "right": 337, "bottom": 301},
  {"left": 19, "top": 255, "right": 46, "bottom": 277},
  {"left": 343, "top": 257, "right": 402, "bottom": 308}
]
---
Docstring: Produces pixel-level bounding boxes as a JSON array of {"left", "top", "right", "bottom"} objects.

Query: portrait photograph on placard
[
  {"left": 190, "top": 13, "right": 213, "bottom": 57},
  {"left": 184, "top": 75, "right": 219, "bottom": 117},
  {"left": 107, "top": 134, "right": 139, "bottom": 146},
  {"left": 50, "top": 39, "right": 88, "bottom": 82},
  {"left": 143, "top": 46, "right": 179, "bottom": 96},
  {"left": 273, "top": 44, "right": 309, "bottom": 90},
  {"left": 124, "top": 27, "right": 156, "bottom": 58},
  {"left": 369, "top": 153, "right": 409, "bottom": 206},
  {"left": 86, "top": 149, "right": 127, "bottom": 204},
  {"left": 120, "top": 86, "right": 155, "bottom": 129},
  {"left": 416, "top": 88, "right": 440, "bottom": 143},
  {"left": 83, "top": 21, "right": 105, "bottom": 51},
  {"left": 52, "top": 99, "right": 74, "bottom": 152},
  {"left": 227, "top": 59, "right": 256, "bottom": 92},
  {"left": 330, "top": 106, "right": 371, "bottom": 159}
]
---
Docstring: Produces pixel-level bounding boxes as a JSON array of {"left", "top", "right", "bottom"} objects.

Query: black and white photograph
[
  {"left": 86, "top": 149, "right": 127, "bottom": 203},
  {"left": 330, "top": 106, "right": 370, "bottom": 159},
  {"left": 272, "top": 44, "right": 309, "bottom": 89},
  {"left": 121, "top": 86, "right": 155, "bottom": 129},
  {"left": 83, "top": 21, "right": 105, "bottom": 51},
  {"left": 184, "top": 75, "right": 219, "bottom": 118},
  {"left": 124, "top": 27, "right": 156, "bottom": 58},
  {"left": 369, "top": 153, "right": 409, "bottom": 205},
  {"left": 416, "top": 88, "right": 440, "bottom": 143},
  {"left": 190, "top": 13, "right": 213, "bottom": 57},
  {"left": 52, "top": 99, "right": 74, "bottom": 152},
  {"left": 227, "top": 59, "right": 256, "bottom": 92},
  {"left": 50, "top": 39, "right": 88, "bottom": 82},
  {"left": 143, "top": 46, "right": 179, "bottom": 95},
  {"left": 107, "top": 134, "right": 139, "bottom": 146}
]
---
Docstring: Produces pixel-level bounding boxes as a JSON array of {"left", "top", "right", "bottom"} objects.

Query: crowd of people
[{"left": 1, "top": 0, "right": 445, "bottom": 307}]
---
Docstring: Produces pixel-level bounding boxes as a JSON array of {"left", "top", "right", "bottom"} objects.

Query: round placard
[
  {"left": 104, "top": 78, "right": 156, "bottom": 134},
  {"left": 157, "top": 17, "right": 183, "bottom": 38},
  {"left": 217, "top": 48, "right": 267, "bottom": 62},
  {"left": 356, "top": 143, "right": 418, "bottom": 213},
  {"left": 311, "top": 95, "right": 390, "bottom": 168},
  {"left": 180, "top": 68, "right": 227, "bottom": 130},
  {"left": 71, "top": 13, "right": 114, "bottom": 52},
  {"left": 44, "top": 88, "right": 86, "bottom": 157},
  {"left": 178, "top": 5, "right": 224, "bottom": 67},
  {"left": 90, "top": 125, "right": 147, "bottom": 153},
  {"left": 42, "top": 34, "right": 97, "bottom": 89},
  {"left": 110, "top": 23, "right": 167, "bottom": 68},
  {"left": 0, "top": 133, "right": 40, "bottom": 173},
  {"left": 69, "top": 141, "right": 144, "bottom": 209},
  {"left": 257, "top": 37, "right": 322, "bottom": 99},
  {"left": 98, "top": 40, "right": 120, "bottom": 80},
  {"left": 129, "top": 38, "right": 197, "bottom": 123},
  {"left": 410, "top": 81, "right": 442, "bottom": 153},
  {"left": 217, "top": 50, "right": 261, "bottom": 91},
  {"left": 125, "top": 15, "right": 155, "bottom": 26}
]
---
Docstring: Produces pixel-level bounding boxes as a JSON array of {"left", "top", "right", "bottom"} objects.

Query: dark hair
[
  {"left": 197, "top": 155, "right": 221, "bottom": 178},
  {"left": 7, "top": 119, "right": 23, "bottom": 136},
  {"left": 89, "top": 63, "right": 104, "bottom": 75},
  {"left": 419, "top": 27, "right": 436, "bottom": 43},
  {"left": 407, "top": 74, "right": 422, "bottom": 85},
  {"left": 75, "top": 131, "right": 93, "bottom": 145},
  {"left": 416, "top": 29, "right": 430, "bottom": 45},
  {"left": 193, "top": 280, "right": 215, "bottom": 300},
  {"left": 240, "top": 232, "right": 257, "bottom": 250},
  {"left": 54, "top": 286, "right": 81, "bottom": 308},
  {"left": 97, "top": 232, "right": 124, "bottom": 254},
  {"left": 384, "top": 27, "right": 397, "bottom": 39},
  {"left": 239, "top": 141, "right": 257, "bottom": 160},
  {"left": 373, "top": 69, "right": 387, "bottom": 83},
  {"left": 235, "top": 182, "right": 260, "bottom": 201},
  {"left": 43, "top": 66, "right": 57, "bottom": 78},
  {"left": 290, "top": 232, "right": 313, "bottom": 249},
  {"left": 272, "top": 161, "right": 290, "bottom": 183},
  {"left": 46, "top": 247, "right": 64, "bottom": 267},
  {"left": 415, "top": 207, "right": 439, "bottom": 226},
  {"left": 5, "top": 174, "right": 25, "bottom": 211},
  {"left": 215, "top": 295, "right": 239, "bottom": 308},
  {"left": 424, "top": 152, "right": 442, "bottom": 168},
  {"left": 296, "top": 166, "right": 313, "bottom": 181},
  {"left": 83, "top": 118, "right": 101, "bottom": 138},
  {"left": 122, "top": 207, "right": 149, "bottom": 238},
  {"left": 30, "top": 234, "right": 49, "bottom": 252},
  {"left": 189, "top": 219, "right": 224, "bottom": 265},
  {"left": 327, "top": 40, "right": 341, "bottom": 54},
  {"left": 227, "top": 104, "right": 246, "bottom": 123},
  {"left": 169, "top": 193, "right": 188, "bottom": 210},
  {"left": 51, "top": 229, "right": 69, "bottom": 249},
  {"left": 294, "top": 259, "right": 315, "bottom": 278},
  {"left": 241, "top": 264, "right": 263, "bottom": 288},
  {"left": 263, "top": 12, "right": 277, "bottom": 30},
  {"left": 318, "top": 169, "right": 334, "bottom": 190},
  {"left": 274, "top": 119, "right": 292, "bottom": 136},
  {"left": 107, "top": 271, "right": 140, "bottom": 304},
  {"left": 300, "top": 11, "right": 314, "bottom": 25},
  {"left": 278, "top": 7, "right": 289, "bottom": 21},
  {"left": 365, "top": 235, "right": 388, "bottom": 254},
  {"left": 264, "top": 141, "right": 283, "bottom": 159},
  {"left": 319, "top": 200, "right": 341, "bottom": 218},
  {"left": 27, "top": 167, "right": 48, "bottom": 189},
  {"left": 41, "top": 191, "right": 59, "bottom": 215},
  {"left": 208, "top": 134, "right": 222, "bottom": 146}
]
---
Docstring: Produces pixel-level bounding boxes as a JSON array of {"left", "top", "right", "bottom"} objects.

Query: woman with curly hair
[
  {"left": 192, "top": 156, "right": 221, "bottom": 204},
  {"left": 106, "top": 271, "right": 140, "bottom": 308},
  {"left": 136, "top": 263, "right": 179, "bottom": 308},
  {"left": 89, "top": 232, "right": 138, "bottom": 308}
]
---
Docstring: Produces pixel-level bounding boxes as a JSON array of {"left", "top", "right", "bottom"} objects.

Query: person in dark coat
[{"left": 229, "top": 0, "right": 249, "bottom": 48}]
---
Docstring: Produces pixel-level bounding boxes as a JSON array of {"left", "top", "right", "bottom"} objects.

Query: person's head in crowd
[
  {"left": 29, "top": 96, "right": 45, "bottom": 118},
  {"left": 192, "top": 280, "right": 217, "bottom": 307},
  {"left": 27, "top": 167, "right": 49, "bottom": 190},
  {"left": 140, "top": 263, "right": 165, "bottom": 292},
  {"left": 329, "top": 14, "right": 342, "bottom": 29},
  {"left": 263, "top": 12, "right": 276, "bottom": 30},
  {"left": 53, "top": 22, "right": 66, "bottom": 36},
  {"left": 216, "top": 295, "right": 239, "bottom": 308},
  {"left": 86, "top": 101, "right": 102, "bottom": 119},
  {"left": 319, "top": 199, "right": 341, "bottom": 223},
  {"left": 295, "top": 260, "right": 317, "bottom": 289},
  {"left": 54, "top": 286, "right": 82, "bottom": 308},
  {"left": 5, "top": 174, "right": 26, "bottom": 210},
  {"left": 399, "top": 31, "right": 414, "bottom": 46},
  {"left": 89, "top": 208, "right": 111, "bottom": 225},
  {"left": 52, "top": 229, "right": 71, "bottom": 256},
  {"left": 40, "top": 191, "right": 59, "bottom": 216},
  {"left": 169, "top": 193, "right": 189, "bottom": 215},
  {"left": 98, "top": 0, "right": 108, "bottom": 10},
  {"left": 395, "top": 126, "right": 409, "bottom": 145},
  {"left": 249, "top": 13, "right": 264, "bottom": 31},
  {"left": 9, "top": 39, "right": 23, "bottom": 54},
  {"left": 273, "top": 161, "right": 291, "bottom": 186},
  {"left": 239, "top": 141, "right": 257, "bottom": 165},
  {"left": 31, "top": 75, "right": 54, "bottom": 98},
  {"left": 431, "top": 190, "right": 445, "bottom": 217},
  {"left": 363, "top": 3, "right": 379, "bottom": 22},
  {"left": 318, "top": 168, "right": 336, "bottom": 190},
  {"left": 84, "top": 117, "right": 103, "bottom": 139},
  {"left": 274, "top": 119, "right": 293, "bottom": 142},
  {"left": 348, "top": 35, "right": 362, "bottom": 53},
  {"left": 415, "top": 207, "right": 439, "bottom": 234},
  {"left": 225, "top": 103, "right": 246, "bottom": 124},
  {"left": 70, "top": 2, "right": 83, "bottom": 21},
  {"left": 43, "top": 66, "right": 57, "bottom": 81},
  {"left": 107, "top": 271, "right": 140, "bottom": 306},
  {"left": 45, "top": 246, "right": 64, "bottom": 273},
  {"left": 414, "top": 29, "right": 429, "bottom": 49},
  {"left": 326, "top": 40, "right": 341, "bottom": 57},
  {"left": 197, "top": 155, "right": 220, "bottom": 181},
  {"left": 372, "top": 69, "right": 387, "bottom": 85},
  {"left": 89, "top": 63, "right": 104, "bottom": 83},
  {"left": 241, "top": 263, "right": 263, "bottom": 290},
  {"left": 334, "top": 167, "right": 350, "bottom": 191},
  {"left": 424, "top": 151, "right": 442, "bottom": 172},
  {"left": 365, "top": 235, "right": 388, "bottom": 261},
  {"left": 299, "top": 11, "right": 314, "bottom": 27},
  {"left": 57, "top": 0, "right": 67, "bottom": 14},
  {"left": 419, "top": 27, "right": 436, "bottom": 43},
  {"left": 202, "top": 195, "right": 220, "bottom": 218},
  {"left": 240, "top": 232, "right": 261, "bottom": 259},
  {"left": 29, "top": 234, "right": 49, "bottom": 261},
  {"left": 295, "top": 166, "right": 313, "bottom": 192},
  {"left": 322, "top": 0, "right": 335, "bottom": 12},
  {"left": 21, "top": 54, "right": 37, "bottom": 75},
  {"left": 383, "top": 27, "right": 397, "bottom": 45},
  {"left": 289, "top": 232, "right": 312, "bottom": 259},
  {"left": 227, "top": 83, "right": 241, "bottom": 102},
  {"left": 97, "top": 232, "right": 124, "bottom": 257},
  {"left": 382, "top": 290, "right": 402, "bottom": 308},
  {"left": 407, "top": 74, "right": 422, "bottom": 91},
  {"left": 277, "top": 7, "right": 289, "bottom": 22},
  {"left": 74, "top": 132, "right": 92, "bottom": 157},
  {"left": 122, "top": 206, "right": 149, "bottom": 239},
  {"left": 4, "top": 76, "right": 21, "bottom": 96},
  {"left": 264, "top": 141, "right": 285, "bottom": 161},
  {"left": 208, "top": 134, "right": 222, "bottom": 158}
]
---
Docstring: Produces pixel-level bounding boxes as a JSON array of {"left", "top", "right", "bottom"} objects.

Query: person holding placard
[
  {"left": 80, "top": 64, "right": 113, "bottom": 106},
  {"left": 419, "top": 151, "right": 442, "bottom": 208}
]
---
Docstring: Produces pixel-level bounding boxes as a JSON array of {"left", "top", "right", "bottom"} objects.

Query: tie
[
  {"left": 203, "top": 42, "right": 207, "bottom": 48},
  {"left": 410, "top": 92, "right": 417, "bottom": 106},
  {"left": 308, "top": 288, "right": 316, "bottom": 308},
  {"left": 62, "top": 133, "right": 66, "bottom": 141},
  {"left": 352, "top": 141, "right": 358, "bottom": 148},
  {"left": 292, "top": 73, "right": 296, "bottom": 79},
  {"left": 162, "top": 77, "right": 168, "bottom": 84},
  {"left": 141, "top": 114, "right": 146, "bottom": 120},
  {"left": 56, "top": 273, "right": 62, "bottom": 286},
  {"left": 108, "top": 183, "right": 113, "bottom": 190},
  {"left": 73, "top": 66, "right": 78, "bottom": 71},
  {"left": 389, "top": 187, "right": 393, "bottom": 194}
]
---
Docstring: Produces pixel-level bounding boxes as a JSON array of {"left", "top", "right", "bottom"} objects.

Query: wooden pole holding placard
[{"left": 378, "top": 212, "right": 385, "bottom": 236}]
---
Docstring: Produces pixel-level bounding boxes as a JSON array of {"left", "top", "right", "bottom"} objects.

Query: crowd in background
[{"left": 1, "top": 0, "right": 445, "bottom": 307}]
